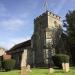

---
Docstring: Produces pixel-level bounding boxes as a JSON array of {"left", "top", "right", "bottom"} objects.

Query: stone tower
[{"left": 31, "top": 11, "right": 62, "bottom": 67}]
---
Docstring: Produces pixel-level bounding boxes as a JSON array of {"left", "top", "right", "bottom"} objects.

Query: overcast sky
[{"left": 0, "top": 0, "right": 75, "bottom": 50}]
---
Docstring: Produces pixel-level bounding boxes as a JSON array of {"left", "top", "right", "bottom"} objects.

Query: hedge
[
  {"left": 0, "top": 56, "right": 3, "bottom": 70},
  {"left": 52, "top": 54, "right": 70, "bottom": 68},
  {"left": 3, "top": 59, "right": 16, "bottom": 71}
]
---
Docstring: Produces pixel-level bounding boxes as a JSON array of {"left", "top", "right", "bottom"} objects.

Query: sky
[{"left": 0, "top": 0, "right": 75, "bottom": 50}]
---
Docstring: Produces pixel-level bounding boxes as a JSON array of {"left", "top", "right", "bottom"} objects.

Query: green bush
[
  {"left": 3, "top": 59, "right": 16, "bottom": 71},
  {"left": 0, "top": 56, "right": 3, "bottom": 70},
  {"left": 52, "top": 54, "right": 70, "bottom": 68}
]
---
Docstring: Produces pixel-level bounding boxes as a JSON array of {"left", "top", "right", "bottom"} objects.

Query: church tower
[{"left": 31, "top": 11, "right": 62, "bottom": 66}]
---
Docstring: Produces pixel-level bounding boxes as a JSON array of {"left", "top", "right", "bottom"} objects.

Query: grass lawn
[
  {"left": 29, "top": 67, "right": 75, "bottom": 75},
  {"left": 0, "top": 70, "right": 20, "bottom": 75},
  {"left": 0, "top": 67, "right": 75, "bottom": 75}
]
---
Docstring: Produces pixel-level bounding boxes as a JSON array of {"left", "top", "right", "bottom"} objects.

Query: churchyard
[
  {"left": 0, "top": 0, "right": 75, "bottom": 74},
  {"left": 0, "top": 67, "right": 75, "bottom": 75}
]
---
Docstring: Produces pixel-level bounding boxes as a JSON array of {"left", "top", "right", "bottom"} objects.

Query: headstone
[
  {"left": 26, "top": 65, "right": 32, "bottom": 72},
  {"left": 48, "top": 68, "right": 54, "bottom": 74},
  {"left": 62, "top": 63, "right": 65, "bottom": 70},
  {"left": 64, "top": 63, "right": 70, "bottom": 72},
  {"left": 21, "top": 49, "right": 27, "bottom": 67},
  {"left": 21, "top": 49, "right": 28, "bottom": 75},
  {"left": 62, "top": 63, "right": 70, "bottom": 72},
  {"left": 0, "top": 48, "right": 5, "bottom": 56},
  {"left": 21, "top": 67, "right": 28, "bottom": 75}
]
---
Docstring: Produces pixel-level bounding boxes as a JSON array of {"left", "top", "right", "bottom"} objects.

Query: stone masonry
[{"left": 31, "top": 11, "right": 62, "bottom": 66}]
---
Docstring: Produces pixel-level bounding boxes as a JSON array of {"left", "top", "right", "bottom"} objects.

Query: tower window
[
  {"left": 54, "top": 21, "right": 57, "bottom": 25},
  {"left": 54, "top": 21, "right": 58, "bottom": 27}
]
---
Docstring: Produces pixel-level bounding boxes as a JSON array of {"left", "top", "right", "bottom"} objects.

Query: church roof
[{"left": 8, "top": 40, "right": 31, "bottom": 52}]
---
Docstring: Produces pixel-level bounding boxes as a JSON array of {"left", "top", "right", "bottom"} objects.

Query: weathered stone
[
  {"left": 26, "top": 65, "right": 32, "bottom": 72},
  {"left": 64, "top": 63, "right": 70, "bottom": 72},
  {"left": 0, "top": 48, "right": 5, "bottom": 56},
  {"left": 48, "top": 68, "right": 54, "bottom": 74},
  {"left": 21, "top": 49, "right": 27, "bottom": 67},
  {"left": 21, "top": 49, "right": 28, "bottom": 75},
  {"left": 62, "top": 63, "right": 65, "bottom": 70},
  {"left": 32, "top": 11, "right": 62, "bottom": 66},
  {"left": 21, "top": 66, "right": 28, "bottom": 75}
]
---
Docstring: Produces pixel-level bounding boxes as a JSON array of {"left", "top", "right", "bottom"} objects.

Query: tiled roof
[{"left": 8, "top": 40, "right": 31, "bottom": 52}]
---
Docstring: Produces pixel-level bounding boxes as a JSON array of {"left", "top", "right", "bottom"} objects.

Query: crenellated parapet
[
  {"left": 34, "top": 11, "right": 61, "bottom": 22},
  {"left": 47, "top": 11, "right": 61, "bottom": 20}
]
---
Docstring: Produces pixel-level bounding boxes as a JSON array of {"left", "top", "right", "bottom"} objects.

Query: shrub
[
  {"left": 3, "top": 59, "right": 16, "bottom": 71},
  {"left": 0, "top": 56, "right": 3, "bottom": 70},
  {"left": 52, "top": 54, "right": 70, "bottom": 68}
]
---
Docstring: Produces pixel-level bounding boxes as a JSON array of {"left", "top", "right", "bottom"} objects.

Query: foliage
[
  {"left": 3, "top": 59, "right": 16, "bottom": 71},
  {"left": 0, "top": 68, "right": 75, "bottom": 75},
  {"left": 66, "top": 10, "right": 75, "bottom": 44},
  {"left": 66, "top": 10, "right": 75, "bottom": 64},
  {"left": 0, "top": 70, "right": 20, "bottom": 75},
  {"left": 0, "top": 61, "right": 1, "bottom": 69},
  {"left": 52, "top": 54, "right": 70, "bottom": 68},
  {"left": 0, "top": 56, "right": 3, "bottom": 70}
]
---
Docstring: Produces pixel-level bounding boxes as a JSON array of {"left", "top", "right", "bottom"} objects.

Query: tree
[
  {"left": 66, "top": 10, "right": 75, "bottom": 64},
  {"left": 66, "top": 10, "right": 75, "bottom": 44}
]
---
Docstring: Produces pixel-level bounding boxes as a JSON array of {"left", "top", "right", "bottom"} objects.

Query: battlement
[
  {"left": 34, "top": 11, "right": 61, "bottom": 22},
  {"left": 47, "top": 11, "right": 61, "bottom": 20},
  {"left": 34, "top": 12, "right": 47, "bottom": 22}
]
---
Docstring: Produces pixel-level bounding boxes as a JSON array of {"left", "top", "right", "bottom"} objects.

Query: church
[{"left": 8, "top": 10, "right": 63, "bottom": 68}]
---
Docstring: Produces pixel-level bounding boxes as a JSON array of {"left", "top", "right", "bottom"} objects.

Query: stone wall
[
  {"left": 32, "top": 11, "right": 62, "bottom": 67},
  {"left": 3, "top": 54, "right": 11, "bottom": 60}
]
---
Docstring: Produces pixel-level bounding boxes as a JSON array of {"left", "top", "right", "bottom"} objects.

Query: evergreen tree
[
  {"left": 66, "top": 10, "right": 75, "bottom": 64},
  {"left": 66, "top": 10, "right": 75, "bottom": 45}
]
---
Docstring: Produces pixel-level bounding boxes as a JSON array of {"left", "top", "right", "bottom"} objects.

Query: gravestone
[
  {"left": 21, "top": 49, "right": 27, "bottom": 75},
  {"left": 64, "top": 63, "right": 70, "bottom": 72},
  {"left": 62, "top": 63, "right": 65, "bottom": 70},
  {"left": 48, "top": 68, "right": 54, "bottom": 74},
  {"left": 26, "top": 65, "right": 32, "bottom": 72},
  {"left": 21, "top": 67, "right": 28, "bottom": 75},
  {"left": 21, "top": 49, "right": 27, "bottom": 67},
  {"left": 0, "top": 48, "right": 5, "bottom": 56},
  {"left": 62, "top": 63, "right": 70, "bottom": 72}
]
